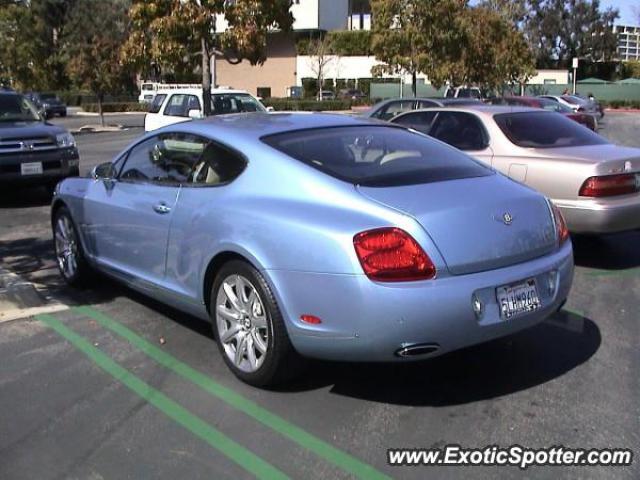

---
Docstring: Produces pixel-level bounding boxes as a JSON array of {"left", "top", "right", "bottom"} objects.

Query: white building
[{"left": 614, "top": 24, "right": 640, "bottom": 61}]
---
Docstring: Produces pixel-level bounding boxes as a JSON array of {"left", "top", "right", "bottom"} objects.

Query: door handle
[{"left": 153, "top": 202, "right": 171, "bottom": 214}]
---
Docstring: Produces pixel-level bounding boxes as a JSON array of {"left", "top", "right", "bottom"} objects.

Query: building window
[{"left": 257, "top": 87, "right": 272, "bottom": 99}]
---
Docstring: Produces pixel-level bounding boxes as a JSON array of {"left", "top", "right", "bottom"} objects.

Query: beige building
[
  {"left": 215, "top": 33, "right": 297, "bottom": 99},
  {"left": 215, "top": 0, "right": 355, "bottom": 97}
]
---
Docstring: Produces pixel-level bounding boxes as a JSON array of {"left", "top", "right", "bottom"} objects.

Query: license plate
[
  {"left": 21, "top": 162, "right": 43, "bottom": 176},
  {"left": 497, "top": 278, "right": 541, "bottom": 320}
]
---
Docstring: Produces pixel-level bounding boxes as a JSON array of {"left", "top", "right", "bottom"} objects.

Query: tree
[
  {"left": 306, "top": 35, "right": 334, "bottom": 100},
  {"left": 523, "top": 0, "right": 619, "bottom": 68},
  {"left": 0, "top": 0, "right": 76, "bottom": 90},
  {"left": 450, "top": 6, "right": 535, "bottom": 91},
  {"left": 123, "top": 0, "right": 293, "bottom": 116},
  {"left": 63, "top": 0, "right": 130, "bottom": 126},
  {"left": 370, "top": 0, "right": 467, "bottom": 96}
]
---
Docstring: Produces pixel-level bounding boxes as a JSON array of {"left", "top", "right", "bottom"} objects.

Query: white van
[
  {"left": 138, "top": 82, "right": 202, "bottom": 104},
  {"left": 144, "top": 88, "right": 268, "bottom": 132},
  {"left": 443, "top": 86, "right": 482, "bottom": 100}
]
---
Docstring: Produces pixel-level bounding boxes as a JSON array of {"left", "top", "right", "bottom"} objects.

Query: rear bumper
[
  {"left": 0, "top": 148, "right": 80, "bottom": 185},
  {"left": 267, "top": 242, "right": 574, "bottom": 362},
  {"left": 557, "top": 195, "right": 640, "bottom": 234},
  {"left": 45, "top": 106, "right": 67, "bottom": 116}
]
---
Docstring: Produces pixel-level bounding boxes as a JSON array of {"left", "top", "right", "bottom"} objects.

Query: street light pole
[{"left": 572, "top": 57, "right": 578, "bottom": 95}]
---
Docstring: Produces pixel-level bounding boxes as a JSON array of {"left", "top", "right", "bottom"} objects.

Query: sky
[{"left": 601, "top": 0, "right": 637, "bottom": 25}]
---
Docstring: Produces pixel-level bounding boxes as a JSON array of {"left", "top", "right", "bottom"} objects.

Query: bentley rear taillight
[
  {"left": 353, "top": 228, "right": 436, "bottom": 282},
  {"left": 579, "top": 174, "right": 639, "bottom": 197}
]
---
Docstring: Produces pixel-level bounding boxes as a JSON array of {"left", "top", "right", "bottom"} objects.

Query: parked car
[
  {"left": 25, "top": 92, "right": 67, "bottom": 118},
  {"left": 144, "top": 88, "right": 267, "bottom": 132},
  {"left": 338, "top": 88, "right": 367, "bottom": 100},
  {"left": 0, "top": 91, "right": 79, "bottom": 192},
  {"left": 444, "top": 86, "right": 483, "bottom": 100},
  {"left": 363, "top": 97, "right": 483, "bottom": 121},
  {"left": 561, "top": 94, "right": 604, "bottom": 119},
  {"left": 391, "top": 105, "right": 640, "bottom": 233},
  {"left": 318, "top": 90, "right": 336, "bottom": 101},
  {"left": 52, "top": 112, "right": 573, "bottom": 386},
  {"left": 490, "top": 96, "right": 597, "bottom": 131}
]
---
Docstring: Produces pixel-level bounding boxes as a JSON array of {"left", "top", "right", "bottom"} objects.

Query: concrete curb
[
  {"left": 75, "top": 111, "right": 146, "bottom": 117},
  {"left": 604, "top": 108, "right": 640, "bottom": 113}
]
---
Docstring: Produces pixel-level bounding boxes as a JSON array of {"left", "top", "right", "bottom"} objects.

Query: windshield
[
  {"left": 210, "top": 93, "right": 266, "bottom": 114},
  {"left": 0, "top": 95, "right": 41, "bottom": 122},
  {"left": 538, "top": 98, "right": 572, "bottom": 113},
  {"left": 262, "top": 126, "right": 493, "bottom": 187},
  {"left": 494, "top": 112, "right": 608, "bottom": 148}
]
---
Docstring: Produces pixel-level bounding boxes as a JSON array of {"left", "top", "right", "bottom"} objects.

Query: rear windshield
[
  {"left": 494, "top": 112, "right": 608, "bottom": 148},
  {"left": 210, "top": 93, "right": 265, "bottom": 114},
  {"left": 262, "top": 126, "right": 493, "bottom": 187},
  {"left": 149, "top": 94, "right": 166, "bottom": 113}
]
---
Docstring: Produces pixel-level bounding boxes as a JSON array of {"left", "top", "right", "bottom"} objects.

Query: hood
[
  {"left": 358, "top": 174, "right": 557, "bottom": 275},
  {"left": 0, "top": 121, "right": 67, "bottom": 140}
]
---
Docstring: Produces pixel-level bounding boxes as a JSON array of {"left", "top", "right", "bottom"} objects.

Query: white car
[
  {"left": 538, "top": 95, "right": 580, "bottom": 112},
  {"left": 144, "top": 88, "right": 268, "bottom": 132}
]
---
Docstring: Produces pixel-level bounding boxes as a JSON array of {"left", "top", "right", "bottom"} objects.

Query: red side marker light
[{"left": 300, "top": 315, "right": 322, "bottom": 325}]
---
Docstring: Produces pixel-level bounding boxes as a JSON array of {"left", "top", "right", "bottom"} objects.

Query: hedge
[
  {"left": 262, "top": 99, "right": 353, "bottom": 111},
  {"left": 600, "top": 99, "right": 640, "bottom": 109},
  {"left": 81, "top": 102, "right": 148, "bottom": 113}
]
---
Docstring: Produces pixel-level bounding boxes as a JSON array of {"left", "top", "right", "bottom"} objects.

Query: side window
[
  {"left": 189, "top": 143, "right": 246, "bottom": 186},
  {"left": 429, "top": 112, "right": 488, "bottom": 151},
  {"left": 378, "top": 101, "right": 414, "bottom": 121},
  {"left": 392, "top": 111, "right": 438, "bottom": 134},
  {"left": 119, "top": 134, "right": 208, "bottom": 185},
  {"left": 164, "top": 94, "right": 201, "bottom": 117},
  {"left": 417, "top": 100, "right": 438, "bottom": 109},
  {"left": 149, "top": 94, "right": 167, "bottom": 114}
]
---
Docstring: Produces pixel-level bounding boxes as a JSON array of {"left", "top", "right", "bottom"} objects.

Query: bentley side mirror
[{"left": 91, "top": 162, "right": 116, "bottom": 180}]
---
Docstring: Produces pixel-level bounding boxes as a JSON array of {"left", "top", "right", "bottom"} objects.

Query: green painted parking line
[
  {"left": 75, "top": 306, "right": 391, "bottom": 480},
  {"left": 37, "top": 313, "right": 289, "bottom": 480}
]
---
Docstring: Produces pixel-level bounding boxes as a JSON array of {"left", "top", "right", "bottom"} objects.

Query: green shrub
[
  {"left": 262, "top": 99, "right": 353, "bottom": 111},
  {"left": 81, "top": 102, "right": 148, "bottom": 113}
]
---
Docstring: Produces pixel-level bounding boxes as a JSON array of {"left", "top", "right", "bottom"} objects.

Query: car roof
[
  {"left": 399, "top": 105, "right": 544, "bottom": 118},
  {"left": 162, "top": 112, "right": 382, "bottom": 141},
  {"left": 155, "top": 88, "right": 250, "bottom": 96}
]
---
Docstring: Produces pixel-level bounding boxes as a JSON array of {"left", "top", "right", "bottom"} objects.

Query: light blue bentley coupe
[{"left": 51, "top": 113, "right": 574, "bottom": 386}]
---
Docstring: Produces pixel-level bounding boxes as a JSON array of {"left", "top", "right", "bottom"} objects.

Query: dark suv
[
  {"left": 25, "top": 92, "right": 67, "bottom": 118},
  {"left": 0, "top": 92, "right": 79, "bottom": 191}
]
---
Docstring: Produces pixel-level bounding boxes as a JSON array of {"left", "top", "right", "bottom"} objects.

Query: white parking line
[
  {"left": 0, "top": 267, "right": 69, "bottom": 323},
  {"left": 0, "top": 304, "right": 69, "bottom": 323}
]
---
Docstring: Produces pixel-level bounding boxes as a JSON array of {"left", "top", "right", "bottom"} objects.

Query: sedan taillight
[
  {"left": 353, "top": 228, "right": 436, "bottom": 282},
  {"left": 579, "top": 174, "right": 639, "bottom": 197},
  {"left": 549, "top": 202, "right": 570, "bottom": 245}
]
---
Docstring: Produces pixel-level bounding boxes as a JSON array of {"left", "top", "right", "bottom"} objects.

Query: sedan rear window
[
  {"left": 262, "top": 126, "right": 493, "bottom": 187},
  {"left": 494, "top": 112, "right": 608, "bottom": 148}
]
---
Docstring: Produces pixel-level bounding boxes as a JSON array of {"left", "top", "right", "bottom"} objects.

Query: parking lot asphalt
[{"left": 0, "top": 114, "right": 639, "bottom": 479}]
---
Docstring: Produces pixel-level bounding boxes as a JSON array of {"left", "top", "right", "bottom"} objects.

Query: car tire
[
  {"left": 52, "top": 206, "right": 92, "bottom": 287},
  {"left": 210, "top": 260, "right": 304, "bottom": 387},
  {"left": 60, "top": 111, "right": 67, "bottom": 117}
]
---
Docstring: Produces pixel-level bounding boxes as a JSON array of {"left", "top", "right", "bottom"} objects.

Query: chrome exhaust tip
[{"left": 395, "top": 343, "right": 440, "bottom": 358}]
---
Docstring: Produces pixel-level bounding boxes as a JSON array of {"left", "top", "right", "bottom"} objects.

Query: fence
[{"left": 370, "top": 82, "right": 640, "bottom": 102}]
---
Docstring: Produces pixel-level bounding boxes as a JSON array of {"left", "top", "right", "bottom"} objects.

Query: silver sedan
[{"left": 391, "top": 105, "right": 640, "bottom": 234}]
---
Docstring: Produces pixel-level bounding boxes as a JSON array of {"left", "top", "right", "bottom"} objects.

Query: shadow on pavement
[
  {"left": 572, "top": 231, "right": 640, "bottom": 270},
  {"left": 115, "top": 288, "right": 600, "bottom": 407},
  {"left": 0, "top": 235, "right": 123, "bottom": 306},
  {"left": 0, "top": 186, "right": 52, "bottom": 208}
]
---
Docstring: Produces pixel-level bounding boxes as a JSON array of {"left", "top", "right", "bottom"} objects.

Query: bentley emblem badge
[{"left": 501, "top": 212, "right": 513, "bottom": 225}]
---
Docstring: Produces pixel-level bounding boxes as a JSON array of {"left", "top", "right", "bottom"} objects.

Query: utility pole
[{"left": 572, "top": 57, "right": 579, "bottom": 94}]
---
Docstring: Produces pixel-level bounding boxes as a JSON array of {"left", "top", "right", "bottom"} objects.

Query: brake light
[
  {"left": 353, "top": 228, "right": 436, "bottom": 281},
  {"left": 579, "top": 174, "right": 638, "bottom": 197},
  {"left": 550, "top": 202, "right": 570, "bottom": 245}
]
